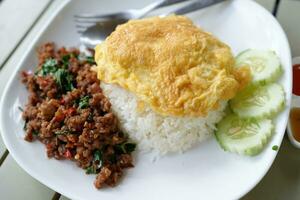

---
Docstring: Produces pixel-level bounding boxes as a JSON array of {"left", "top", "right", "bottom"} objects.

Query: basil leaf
[
  {"left": 116, "top": 142, "right": 136, "bottom": 154},
  {"left": 123, "top": 143, "right": 136, "bottom": 153},
  {"left": 85, "top": 166, "right": 97, "bottom": 174},
  {"left": 32, "top": 130, "right": 39, "bottom": 135},
  {"left": 38, "top": 58, "right": 58, "bottom": 76},
  {"left": 108, "top": 154, "right": 117, "bottom": 164},
  {"left": 61, "top": 54, "right": 71, "bottom": 69},
  {"left": 54, "top": 68, "right": 74, "bottom": 93},
  {"left": 86, "top": 150, "right": 103, "bottom": 174},
  {"left": 78, "top": 96, "right": 90, "bottom": 109},
  {"left": 93, "top": 150, "right": 102, "bottom": 162},
  {"left": 71, "top": 53, "right": 79, "bottom": 59},
  {"left": 86, "top": 56, "right": 95, "bottom": 64}
]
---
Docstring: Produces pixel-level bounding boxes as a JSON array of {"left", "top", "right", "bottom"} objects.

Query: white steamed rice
[{"left": 101, "top": 83, "right": 227, "bottom": 155}]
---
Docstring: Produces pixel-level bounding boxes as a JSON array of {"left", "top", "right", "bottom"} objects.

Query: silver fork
[
  {"left": 77, "top": 0, "right": 227, "bottom": 48},
  {"left": 74, "top": 0, "right": 189, "bottom": 33}
]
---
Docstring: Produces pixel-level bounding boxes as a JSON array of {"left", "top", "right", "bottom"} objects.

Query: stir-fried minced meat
[{"left": 20, "top": 42, "right": 136, "bottom": 189}]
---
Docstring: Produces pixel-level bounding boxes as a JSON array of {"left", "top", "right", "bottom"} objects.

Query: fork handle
[
  {"left": 160, "top": 0, "right": 190, "bottom": 7},
  {"left": 171, "top": 0, "right": 226, "bottom": 15},
  {"left": 137, "top": 0, "right": 189, "bottom": 18}
]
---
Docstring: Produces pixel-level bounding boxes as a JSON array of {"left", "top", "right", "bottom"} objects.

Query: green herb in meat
[
  {"left": 86, "top": 56, "right": 96, "bottom": 64},
  {"left": 37, "top": 58, "right": 58, "bottom": 76},
  {"left": 123, "top": 143, "right": 136, "bottom": 153},
  {"left": 35, "top": 58, "right": 74, "bottom": 93},
  {"left": 93, "top": 150, "right": 103, "bottom": 169},
  {"left": 32, "top": 130, "right": 39, "bottom": 135},
  {"left": 108, "top": 154, "right": 117, "bottom": 164},
  {"left": 85, "top": 150, "right": 103, "bottom": 174},
  {"left": 54, "top": 68, "right": 74, "bottom": 92},
  {"left": 61, "top": 54, "right": 71, "bottom": 69},
  {"left": 61, "top": 53, "right": 79, "bottom": 69},
  {"left": 85, "top": 166, "right": 97, "bottom": 174},
  {"left": 78, "top": 96, "right": 90, "bottom": 109},
  {"left": 116, "top": 142, "right": 136, "bottom": 154}
]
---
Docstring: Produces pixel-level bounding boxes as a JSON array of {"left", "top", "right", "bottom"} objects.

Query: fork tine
[
  {"left": 75, "top": 23, "right": 90, "bottom": 28},
  {"left": 76, "top": 26, "right": 89, "bottom": 33},
  {"left": 74, "top": 18, "right": 101, "bottom": 24},
  {"left": 75, "top": 24, "right": 91, "bottom": 29},
  {"left": 74, "top": 12, "right": 120, "bottom": 19},
  {"left": 75, "top": 24, "right": 94, "bottom": 32},
  {"left": 74, "top": 17, "right": 114, "bottom": 25}
]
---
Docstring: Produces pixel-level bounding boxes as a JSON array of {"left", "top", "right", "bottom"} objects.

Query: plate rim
[
  {"left": 234, "top": 1, "right": 292, "bottom": 198},
  {"left": 0, "top": 0, "right": 292, "bottom": 199}
]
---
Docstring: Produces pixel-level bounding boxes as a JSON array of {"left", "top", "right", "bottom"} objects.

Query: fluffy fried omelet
[{"left": 94, "top": 15, "right": 250, "bottom": 117}]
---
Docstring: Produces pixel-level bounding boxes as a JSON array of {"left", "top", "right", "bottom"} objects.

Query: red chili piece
[
  {"left": 64, "top": 149, "right": 72, "bottom": 159},
  {"left": 64, "top": 107, "right": 76, "bottom": 116}
]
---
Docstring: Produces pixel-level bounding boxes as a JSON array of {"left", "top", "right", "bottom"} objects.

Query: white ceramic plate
[{"left": 0, "top": 0, "right": 292, "bottom": 199}]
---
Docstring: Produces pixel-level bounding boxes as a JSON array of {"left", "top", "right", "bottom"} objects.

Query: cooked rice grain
[{"left": 101, "top": 83, "right": 227, "bottom": 155}]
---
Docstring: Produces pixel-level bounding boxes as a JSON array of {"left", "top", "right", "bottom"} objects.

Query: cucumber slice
[
  {"left": 230, "top": 83, "right": 285, "bottom": 119},
  {"left": 236, "top": 49, "right": 282, "bottom": 85},
  {"left": 215, "top": 114, "right": 273, "bottom": 156}
]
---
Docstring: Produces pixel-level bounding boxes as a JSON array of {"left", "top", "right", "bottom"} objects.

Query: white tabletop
[{"left": 0, "top": 0, "right": 299, "bottom": 199}]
